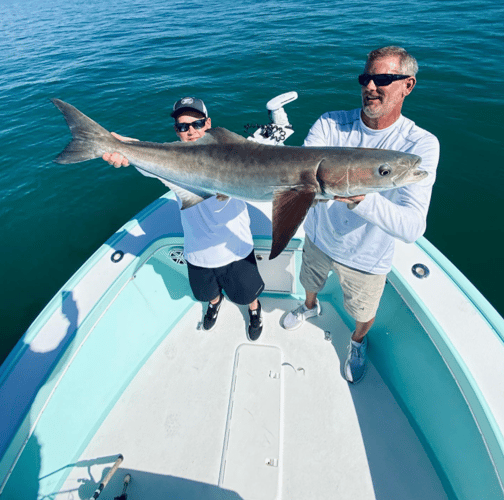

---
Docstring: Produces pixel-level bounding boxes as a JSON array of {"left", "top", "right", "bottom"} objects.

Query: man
[
  {"left": 282, "top": 46, "right": 440, "bottom": 383},
  {"left": 103, "top": 97, "right": 264, "bottom": 341}
]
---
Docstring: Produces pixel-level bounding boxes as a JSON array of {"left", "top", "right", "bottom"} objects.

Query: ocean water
[{"left": 1, "top": 0, "right": 503, "bottom": 363}]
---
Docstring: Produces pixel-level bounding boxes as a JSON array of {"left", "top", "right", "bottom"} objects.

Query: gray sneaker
[
  {"left": 282, "top": 300, "right": 321, "bottom": 331},
  {"left": 344, "top": 337, "right": 368, "bottom": 384}
]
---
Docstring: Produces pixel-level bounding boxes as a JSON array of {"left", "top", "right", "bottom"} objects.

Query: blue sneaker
[{"left": 344, "top": 337, "right": 367, "bottom": 384}]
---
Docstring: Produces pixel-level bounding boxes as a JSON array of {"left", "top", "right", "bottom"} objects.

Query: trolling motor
[{"left": 245, "top": 91, "right": 298, "bottom": 145}]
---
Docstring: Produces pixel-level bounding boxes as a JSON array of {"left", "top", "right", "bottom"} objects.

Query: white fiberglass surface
[{"left": 57, "top": 297, "right": 447, "bottom": 500}]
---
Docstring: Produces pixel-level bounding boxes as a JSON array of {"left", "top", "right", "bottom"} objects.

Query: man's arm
[
  {"left": 350, "top": 136, "right": 440, "bottom": 243},
  {"left": 304, "top": 114, "right": 440, "bottom": 243}
]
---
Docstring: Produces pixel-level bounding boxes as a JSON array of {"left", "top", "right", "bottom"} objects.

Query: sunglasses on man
[
  {"left": 358, "top": 74, "right": 411, "bottom": 87},
  {"left": 174, "top": 118, "right": 207, "bottom": 133}
]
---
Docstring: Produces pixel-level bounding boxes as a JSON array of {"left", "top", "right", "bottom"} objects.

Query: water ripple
[{"left": 1, "top": 0, "right": 503, "bottom": 358}]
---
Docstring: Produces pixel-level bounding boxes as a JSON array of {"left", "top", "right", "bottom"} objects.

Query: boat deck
[{"left": 57, "top": 296, "right": 448, "bottom": 500}]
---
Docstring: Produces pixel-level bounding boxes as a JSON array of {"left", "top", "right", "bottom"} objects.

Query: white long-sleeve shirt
[{"left": 303, "top": 108, "right": 440, "bottom": 274}]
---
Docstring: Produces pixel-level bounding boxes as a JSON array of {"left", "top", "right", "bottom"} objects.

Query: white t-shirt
[
  {"left": 175, "top": 195, "right": 253, "bottom": 268},
  {"left": 303, "top": 108, "right": 440, "bottom": 274}
]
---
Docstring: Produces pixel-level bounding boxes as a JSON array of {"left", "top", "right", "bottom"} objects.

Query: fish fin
[
  {"left": 194, "top": 127, "right": 250, "bottom": 145},
  {"left": 159, "top": 179, "right": 213, "bottom": 209},
  {"left": 270, "top": 188, "right": 317, "bottom": 259},
  {"left": 52, "top": 99, "right": 116, "bottom": 164}
]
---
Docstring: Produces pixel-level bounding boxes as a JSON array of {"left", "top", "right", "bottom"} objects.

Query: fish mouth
[
  {"left": 392, "top": 157, "right": 425, "bottom": 186},
  {"left": 393, "top": 165, "right": 427, "bottom": 186}
]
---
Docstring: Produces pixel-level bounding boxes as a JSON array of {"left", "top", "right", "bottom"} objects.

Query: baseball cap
[{"left": 171, "top": 97, "right": 208, "bottom": 119}]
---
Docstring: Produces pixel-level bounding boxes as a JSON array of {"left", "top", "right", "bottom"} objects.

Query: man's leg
[
  {"left": 282, "top": 238, "right": 330, "bottom": 331},
  {"left": 336, "top": 264, "right": 386, "bottom": 383},
  {"left": 305, "top": 291, "right": 319, "bottom": 310},
  {"left": 352, "top": 317, "right": 375, "bottom": 343}
]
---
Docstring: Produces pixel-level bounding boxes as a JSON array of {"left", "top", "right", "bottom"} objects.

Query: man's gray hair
[{"left": 367, "top": 46, "right": 419, "bottom": 76}]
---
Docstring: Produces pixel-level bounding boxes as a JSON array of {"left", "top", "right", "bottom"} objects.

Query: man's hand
[
  {"left": 333, "top": 195, "right": 366, "bottom": 209},
  {"left": 102, "top": 132, "right": 138, "bottom": 168}
]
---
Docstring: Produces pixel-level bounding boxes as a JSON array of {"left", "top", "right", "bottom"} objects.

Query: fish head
[
  {"left": 318, "top": 149, "right": 426, "bottom": 197},
  {"left": 388, "top": 155, "right": 428, "bottom": 189}
]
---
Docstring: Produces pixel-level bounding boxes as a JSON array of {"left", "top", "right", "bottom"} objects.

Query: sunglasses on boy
[
  {"left": 358, "top": 74, "right": 411, "bottom": 87},
  {"left": 174, "top": 118, "right": 207, "bottom": 133}
]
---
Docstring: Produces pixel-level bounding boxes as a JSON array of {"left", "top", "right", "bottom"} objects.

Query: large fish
[{"left": 51, "top": 98, "right": 427, "bottom": 259}]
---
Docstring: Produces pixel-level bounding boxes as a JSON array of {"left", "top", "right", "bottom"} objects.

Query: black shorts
[{"left": 187, "top": 251, "right": 265, "bottom": 305}]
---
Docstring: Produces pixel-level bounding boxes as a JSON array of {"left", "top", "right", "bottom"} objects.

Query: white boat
[{"left": 0, "top": 190, "right": 503, "bottom": 500}]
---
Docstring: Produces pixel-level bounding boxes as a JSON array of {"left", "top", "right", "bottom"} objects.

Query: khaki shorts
[{"left": 300, "top": 237, "right": 386, "bottom": 322}]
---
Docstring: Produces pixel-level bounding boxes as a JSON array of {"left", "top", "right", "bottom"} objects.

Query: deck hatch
[{"left": 219, "top": 344, "right": 281, "bottom": 499}]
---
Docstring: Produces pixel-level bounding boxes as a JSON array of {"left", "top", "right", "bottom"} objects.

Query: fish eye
[{"left": 379, "top": 165, "right": 391, "bottom": 176}]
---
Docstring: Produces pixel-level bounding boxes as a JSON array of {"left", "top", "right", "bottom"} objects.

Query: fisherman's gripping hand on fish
[
  {"left": 282, "top": 46, "right": 440, "bottom": 385},
  {"left": 102, "top": 97, "right": 265, "bottom": 341}
]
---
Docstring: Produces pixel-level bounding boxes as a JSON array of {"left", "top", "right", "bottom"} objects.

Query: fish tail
[{"left": 51, "top": 98, "right": 116, "bottom": 164}]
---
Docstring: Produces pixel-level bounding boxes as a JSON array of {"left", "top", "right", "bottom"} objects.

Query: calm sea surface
[{"left": 1, "top": 0, "right": 503, "bottom": 363}]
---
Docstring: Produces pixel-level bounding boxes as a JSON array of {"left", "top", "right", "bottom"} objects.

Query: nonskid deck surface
[{"left": 57, "top": 297, "right": 448, "bottom": 500}]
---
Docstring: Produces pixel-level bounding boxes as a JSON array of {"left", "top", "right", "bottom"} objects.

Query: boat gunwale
[
  {"left": 387, "top": 265, "right": 504, "bottom": 491},
  {"left": 416, "top": 236, "right": 504, "bottom": 341},
  {"left": 0, "top": 194, "right": 180, "bottom": 491}
]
